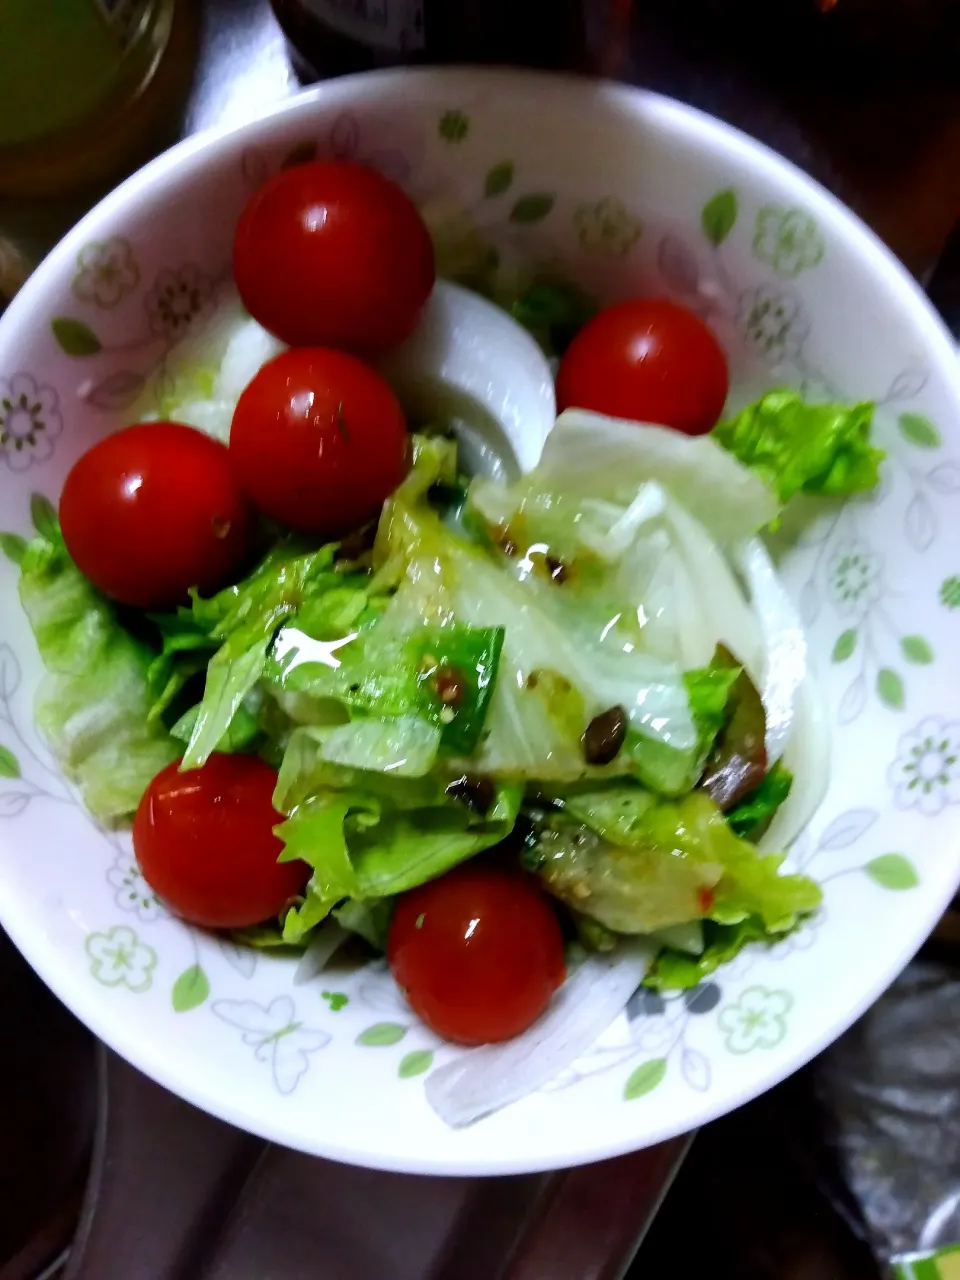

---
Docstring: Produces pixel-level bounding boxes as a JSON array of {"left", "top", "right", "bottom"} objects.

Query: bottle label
[{"left": 299, "top": 0, "right": 425, "bottom": 52}]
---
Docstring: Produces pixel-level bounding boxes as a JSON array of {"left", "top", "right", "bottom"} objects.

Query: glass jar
[{"left": 0, "top": 0, "right": 199, "bottom": 300}]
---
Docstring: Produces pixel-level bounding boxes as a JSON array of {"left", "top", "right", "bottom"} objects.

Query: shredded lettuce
[
  {"left": 713, "top": 390, "right": 884, "bottom": 505},
  {"left": 529, "top": 787, "right": 820, "bottom": 937},
  {"left": 268, "top": 621, "right": 505, "bottom": 757},
  {"left": 726, "top": 761, "right": 794, "bottom": 841},
  {"left": 277, "top": 777, "right": 522, "bottom": 944},
  {"left": 333, "top": 898, "right": 394, "bottom": 949},
  {"left": 17, "top": 525, "right": 178, "bottom": 821},
  {"left": 472, "top": 410, "right": 780, "bottom": 548},
  {"left": 9, "top": 384, "right": 849, "bottom": 1000},
  {"left": 165, "top": 541, "right": 345, "bottom": 769},
  {"left": 508, "top": 279, "right": 597, "bottom": 356},
  {"left": 643, "top": 916, "right": 773, "bottom": 991}
]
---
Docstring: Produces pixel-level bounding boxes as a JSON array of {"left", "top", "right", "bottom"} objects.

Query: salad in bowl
[{"left": 1, "top": 69, "right": 957, "bottom": 1173}]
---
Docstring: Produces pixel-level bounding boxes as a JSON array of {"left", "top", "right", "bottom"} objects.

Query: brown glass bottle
[{"left": 270, "top": 0, "right": 588, "bottom": 79}]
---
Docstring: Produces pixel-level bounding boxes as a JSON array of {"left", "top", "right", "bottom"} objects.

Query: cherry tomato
[
  {"left": 233, "top": 160, "right": 435, "bottom": 354},
  {"left": 59, "top": 422, "right": 252, "bottom": 609},
  {"left": 388, "top": 865, "right": 566, "bottom": 1045},
  {"left": 229, "top": 347, "right": 409, "bottom": 535},
  {"left": 134, "top": 754, "right": 308, "bottom": 929},
  {"left": 555, "top": 297, "right": 729, "bottom": 435}
]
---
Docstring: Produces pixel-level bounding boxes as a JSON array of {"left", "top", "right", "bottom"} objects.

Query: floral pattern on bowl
[{"left": 0, "top": 70, "right": 959, "bottom": 1176}]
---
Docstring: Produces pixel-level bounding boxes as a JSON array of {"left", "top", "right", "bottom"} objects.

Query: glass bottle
[
  {"left": 269, "top": 0, "right": 590, "bottom": 79},
  {"left": 0, "top": 0, "right": 199, "bottom": 301}
]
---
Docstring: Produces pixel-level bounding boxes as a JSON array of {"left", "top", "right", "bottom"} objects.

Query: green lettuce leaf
[
  {"left": 169, "top": 700, "right": 262, "bottom": 755},
  {"left": 231, "top": 922, "right": 298, "bottom": 951},
  {"left": 333, "top": 898, "right": 394, "bottom": 950},
  {"left": 531, "top": 787, "right": 819, "bottom": 936},
  {"left": 17, "top": 525, "right": 178, "bottom": 821},
  {"left": 624, "top": 661, "right": 743, "bottom": 796},
  {"left": 145, "top": 611, "right": 216, "bottom": 724},
  {"left": 643, "top": 916, "right": 772, "bottom": 991},
  {"left": 726, "top": 761, "right": 794, "bottom": 841},
  {"left": 713, "top": 390, "right": 884, "bottom": 506},
  {"left": 173, "top": 540, "right": 355, "bottom": 768},
  {"left": 278, "top": 781, "right": 521, "bottom": 944},
  {"left": 182, "top": 639, "right": 267, "bottom": 768},
  {"left": 508, "top": 278, "right": 598, "bottom": 356},
  {"left": 374, "top": 443, "right": 705, "bottom": 788},
  {"left": 267, "top": 621, "right": 505, "bottom": 757},
  {"left": 300, "top": 716, "right": 442, "bottom": 778}
]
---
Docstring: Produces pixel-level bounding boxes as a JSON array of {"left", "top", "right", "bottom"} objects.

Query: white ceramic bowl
[{"left": 1, "top": 69, "right": 959, "bottom": 1176}]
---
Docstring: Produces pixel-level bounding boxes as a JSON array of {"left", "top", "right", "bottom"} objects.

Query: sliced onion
[
  {"left": 424, "top": 941, "right": 653, "bottom": 1128},
  {"left": 735, "top": 537, "right": 807, "bottom": 765},
  {"left": 216, "top": 315, "right": 285, "bottom": 404},
  {"left": 759, "top": 674, "right": 830, "bottom": 854},
  {"left": 578, "top": 482, "right": 667, "bottom": 561},
  {"left": 292, "top": 918, "right": 348, "bottom": 987}
]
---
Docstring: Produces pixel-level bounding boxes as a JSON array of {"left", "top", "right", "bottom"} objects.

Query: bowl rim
[{"left": 1, "top": 66, "right": 959, "bottom": 1176}]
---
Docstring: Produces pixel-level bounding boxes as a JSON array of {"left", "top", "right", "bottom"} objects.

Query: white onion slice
[
  {"left": 759, "top": 674, "right": 830, "bottom": 854},
  {"left": 579, "top": 482, "right": 667, "bottom": 561},
  {"left": 424, "top": 941, "right": 653, "bottom": 1128},
  {"left": 216, "top": 316, "right": 285, "bottom": 405},
  {"left": 735, "top": 537, "right": 807, "bottom": 765},
  {"left": 292, "top": 919, "right": 348, "bottom": 987}
]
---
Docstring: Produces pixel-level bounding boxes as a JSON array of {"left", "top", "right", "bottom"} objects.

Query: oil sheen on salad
[{"left": 11, "top": 157, "right": 885, "bottom": 1101}]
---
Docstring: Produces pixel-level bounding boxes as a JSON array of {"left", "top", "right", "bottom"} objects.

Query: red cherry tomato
[
  {"left": 134, "top": 754, "right": 308, "bottom": 929},
  {"left": 555, "top": 297, "right": 729, "bottom": 435},
  {"left": 229, "top": 347, "right": 409, "bottom": 535},
  {"left": 59, "top": 422, "right": 252, "bottom": 609},
  {"left": 388, "top": 865, "right": 566, "bottom": 1045},
  {"left": 233, "top": 159, "right": 435, "bottom": 354}
]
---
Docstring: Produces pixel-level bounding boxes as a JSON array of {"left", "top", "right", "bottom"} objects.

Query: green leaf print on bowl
[
  {"left": 941, "top": 576, "right": 960, "bottom": 609},
  {"left": 398, "top": 1049, "right": 434, "bottom": 1079},
  {"left": 623, "top": 1057, "right": 667, "bottom": 1101},
  {"left": 832, "top": 629, "right": 857, "bottom": 663},
  {"left": 752, "top": 206, "right": 824, "bottom": 280},
  {"left": 701, "top": 188, "right": 738, "bottom": 246},
  {"left": 0, "top": 745, "right": 20, "bottom": 778},
  {"left": 824, "top": 538, "right": 934, "bottom": 721},
  {"left": 898, "top": 412, "right": 942, "bottom": 450},
  {"left": 438, "top": 109, "right": 469, "bottom": 143},
  {"left": 510, "top": 194, "right": 555, "bottom": 225},
  {"left": 877, "top": 668, "right": 905, "bottom": 711},
  {"left": 85, "top": 925, "right": 157, "bottom": 994},
  {"left": 901, "top": 636, "right": 935, "bottom": 665},
  {"left": 357, "top": 1022, "right": 407, "bottom": 1047},
  {"left": 484, "top": 161, "right": 514, "bottom": 198},
  {"left": 171, "top": 963, "right": 210, "bottom": 1013},
  {"left": 29, "top": 493, "right": 57, "bottom": 542},
  {"left": 0, "top": 532, "right": 26, "bottom": 565},
  {"left": 321, "top": 991, "right": 348, "bottom": 1011},
  {"left": 51, "top": 317, "right": 102, "bottom": 357},
  {"left": 866, "top": 854, "right": 919, "bottom": 891}
]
